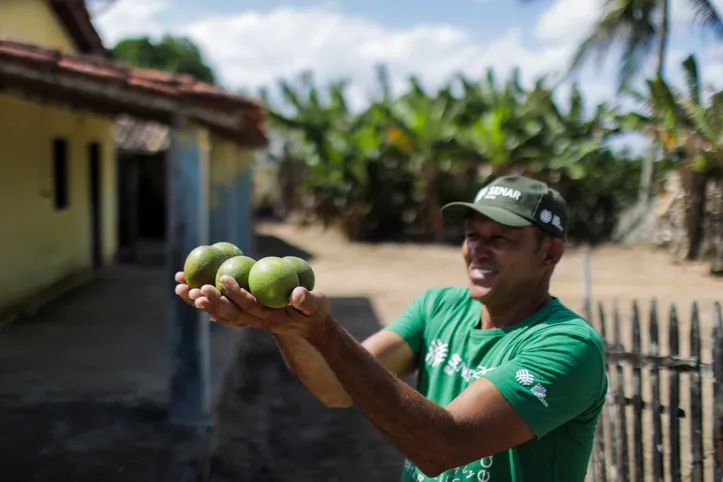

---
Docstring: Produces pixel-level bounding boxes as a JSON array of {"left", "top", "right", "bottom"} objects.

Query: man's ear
[{"left": 543, "top": 237, "right": 565, "bottom": 266}]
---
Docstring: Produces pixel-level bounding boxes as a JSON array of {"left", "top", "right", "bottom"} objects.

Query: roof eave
[{"left": 48, "top": 0, "right": 110, "bottom": 57}]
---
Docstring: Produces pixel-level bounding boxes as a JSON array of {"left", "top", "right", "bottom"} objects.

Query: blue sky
[{"left": 92, "top": 0, "right": 723, "bottom": 133}]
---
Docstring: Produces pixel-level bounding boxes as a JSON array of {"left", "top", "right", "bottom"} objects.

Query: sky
[{"left": 90, "top": 0, "right": 723, "bottom": 134}]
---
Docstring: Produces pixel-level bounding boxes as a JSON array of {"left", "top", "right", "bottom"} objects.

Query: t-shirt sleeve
[
  {"left": 384, "top": 290, "right": 430, "bottom": 358},
  {"left": 483, "top": 328, "right": 605, "bottom": 438}
]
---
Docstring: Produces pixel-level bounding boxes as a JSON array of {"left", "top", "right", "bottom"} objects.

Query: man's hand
[{"left": 174, "top": 271, "right": 332, "bottom": 341}]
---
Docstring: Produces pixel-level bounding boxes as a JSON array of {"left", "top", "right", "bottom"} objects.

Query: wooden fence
[{"left": 586, "top": 299, "right": 723, "bottom": 482}]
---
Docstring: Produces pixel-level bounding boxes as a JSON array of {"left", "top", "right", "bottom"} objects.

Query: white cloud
[
  {"left": 702, "top": 44, "right": 723, "bottom": 84},
  {"left": 535, "top": 0, "right": 601, "bottom": 44},
  {"left": 92, "top": 0, "right": 170, "bottom": 45},
  {"left": 92, "top": 3, "right": 575, "bottom": 110},
  {"left": 186, "top": 9, "right": 572, "bottom": 94}
]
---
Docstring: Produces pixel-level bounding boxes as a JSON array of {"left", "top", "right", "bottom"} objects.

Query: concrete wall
[
  {"left": 0, "top": 92, "right": 117, "bottom": 317},
  {"left": 0, "top": 0, "right": 78, "bottom": 53}
]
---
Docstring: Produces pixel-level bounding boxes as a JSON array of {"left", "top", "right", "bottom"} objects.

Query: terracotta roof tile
[
  {"left": 58, "top": 57, "right": 125, "bottom": 80},
  {"left": 0, "top": 38, "right": 268, "bottom": 147},
  {"left": 129, "top": 67, "right": 178, "bottom": 83}
]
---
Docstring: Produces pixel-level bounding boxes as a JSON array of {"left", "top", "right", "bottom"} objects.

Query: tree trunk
[
  {"left": 639, "top": 0, "right": 669, "bottom": 200},
  {"left": 656, "top": 0, "right": 669, "bottom": 77},
  {"left": 684, "top": 169, "right": 708, "bottom": 260},
  {"left": 423, "top": 161, "right": 444, "bottom": 242},
  {"left": 709, "top": 177, "right": 723, "bottom": 275}
]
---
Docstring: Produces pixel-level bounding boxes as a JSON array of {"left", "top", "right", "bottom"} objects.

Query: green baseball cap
[{"left": 441, "top": 175, "right": 568, "bottom": 239}]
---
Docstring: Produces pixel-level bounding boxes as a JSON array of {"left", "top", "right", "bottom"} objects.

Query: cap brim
[{"left": 441, "top": 202, "right": 533, "bottom": 228}]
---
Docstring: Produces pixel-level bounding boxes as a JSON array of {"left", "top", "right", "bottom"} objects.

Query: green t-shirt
[{"left": 385, "top": 287, "right": 607, "bottom": 482}]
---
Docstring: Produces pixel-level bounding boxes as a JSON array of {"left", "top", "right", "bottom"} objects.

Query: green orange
[
  {"left": 248, "top": 256, "right": 300, "bottom": 308},
  {"left": 215, "top": 255, "right": 256, "bottom": 296},
  {"left": 283, "top": 256, "right": 315, "bottom": 291},
  {"left": 212, "top": 241, "right": 244, "bottom": 259},
  {"left": 183, "top": 245, "right": 227, "bottom": 289}
]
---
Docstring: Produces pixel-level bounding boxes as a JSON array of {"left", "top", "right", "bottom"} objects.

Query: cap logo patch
[
  {"left": 475, "top": 186, "right": 521, "bottom": 203},
  {"left": 539, "top": 209, "right": 552, "bottom": 223},
  {"left": 540, "top": 209, "right": 564, "bottom": 231}
]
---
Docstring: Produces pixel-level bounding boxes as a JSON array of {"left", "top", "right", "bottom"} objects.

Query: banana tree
[
  {"left": 525, "top": 81, "right": 620, "bottom": 181},
  {"left": 263, "top": 72, "right": 359, "bottom": 226},
  {"left": 454, "top": 70, "right": 550, "bottom": 178},
  {"left": 265, "top": 70, "right": 419, "bottom": 240},
  {"left": 378, "top": 76, "right": 468, "bottom": 242}
]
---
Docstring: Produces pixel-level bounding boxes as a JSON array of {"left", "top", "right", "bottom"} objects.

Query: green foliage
[
  {"left": 622, "top": 54, "right": 723, "bottom": 173},
  {"left": 263, "top": 65, "right": 652, "bottom": 245},
  {"left": 112, "top": 35, "right": 216, "bottom": 84}
]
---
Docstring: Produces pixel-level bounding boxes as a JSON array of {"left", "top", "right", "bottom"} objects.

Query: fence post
[
  {"left": 631, "top": 301, "right": 645, "bottom": 481},
  {"left": 650, "top": 298, "right": 664, "bottom": 481},
  {"left": 669, "top": 304, "right": 682, "bottom": 482},
  {"left": 713, "top": 302, "right": 723, "bottom": 481},
  {"left": 614, "top": 299, "right": 630, "bottom": 481},
  {"left": 690, "top": 302, "right": 704, "bottom": 482},
  {"left": 582, "top": 248, "right": 592, "bottom": 321},
  {"left": 594, "top": 301, "right": 607, "bottom": 482}
]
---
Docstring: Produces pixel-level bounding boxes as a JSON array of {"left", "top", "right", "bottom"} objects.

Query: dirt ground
[{"left": 1, "top": 220, "right": 722, "bottom": 482}]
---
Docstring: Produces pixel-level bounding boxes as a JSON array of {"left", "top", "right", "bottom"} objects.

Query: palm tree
[
  {"left": 523, "top": 0, "right": 723, "bottom": 200},
  {"left": 621, "top": 54, "right": 723, "bottom": 260}
]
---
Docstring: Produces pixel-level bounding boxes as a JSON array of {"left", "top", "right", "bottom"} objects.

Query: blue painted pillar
[
  {"left": 167, "top": 114, "right": 212, "bottom": 427},
  {"left": 233, "top": 151, "right": 254, "bottom": 258},
  {"left": 209, "top": 139, "right": 233, "bottom": 244}
]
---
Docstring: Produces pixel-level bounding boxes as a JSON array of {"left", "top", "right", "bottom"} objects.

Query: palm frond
[
  {"left": 617, "top": 15, "right": 657, "bottom": 91},
  {"left": 681, "top": 54, "right": 701, "bottom": 106},
  {"left": 688, "top": 0, "right": 723, "bottom": 37}
]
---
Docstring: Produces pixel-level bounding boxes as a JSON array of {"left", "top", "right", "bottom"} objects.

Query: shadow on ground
[
  {"left": 206, "top": 296, "right": 407, "bottom": 482},
  {"left": 0, "top": 403, "right": 205, "bottom": 482},
  {"left": 254, "top": 233, "right": 314, "bottom": 261}
]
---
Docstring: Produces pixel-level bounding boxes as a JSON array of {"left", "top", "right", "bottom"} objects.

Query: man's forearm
[
  {"left": 273, "top": 333, "right": 353, "bottom": 408},
  {"left": 309, "top": 316, "right": 456, "bottom": 475}
]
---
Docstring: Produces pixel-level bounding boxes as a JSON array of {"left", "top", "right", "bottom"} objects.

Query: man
[{"left": 175, "top": 175, "right": 607, "bottom": 482}]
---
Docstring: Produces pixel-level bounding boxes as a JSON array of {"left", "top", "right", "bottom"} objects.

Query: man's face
[{"left": 462, "top": 212, "right": 562, "bottom": 304}]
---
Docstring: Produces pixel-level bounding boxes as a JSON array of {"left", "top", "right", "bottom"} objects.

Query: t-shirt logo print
[
  {"left": 531, "top": 383, "right": 549, "bottom": 407},
  {"left": 425, "top": 339, "right": 449, "bottom": 367},
  {"left": 515, "top": 369, "right": 534, "bottom": 386}
]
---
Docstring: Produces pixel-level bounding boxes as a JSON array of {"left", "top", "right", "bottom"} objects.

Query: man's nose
[{"left": 468, "top": 239, "right": 494, "bottom": 257}]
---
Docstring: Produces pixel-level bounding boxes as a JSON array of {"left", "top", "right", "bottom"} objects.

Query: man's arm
[
  {"left": 309, "top": 317, "right": 534, "bottom": 476},
  {"left": 271, "top": 287, "right": 428, "bottom": 409},
  {"left": 273, "top": 329, "right": 418, "bottom": 408},
  {"left": 309, "top": 316, "right": 604, "bottom": 478}
]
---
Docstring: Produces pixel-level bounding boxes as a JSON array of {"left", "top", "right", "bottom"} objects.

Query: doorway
[{"left": 89, "top": 142, "right": 102, "bottom": 269}]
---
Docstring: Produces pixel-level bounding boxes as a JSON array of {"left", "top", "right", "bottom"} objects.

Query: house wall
[
  {"left": 0, "top": 0, "right": 78, "bottom": 53},
  {"left": 0, "top": 92, "right": 117, "bottom": 317}
]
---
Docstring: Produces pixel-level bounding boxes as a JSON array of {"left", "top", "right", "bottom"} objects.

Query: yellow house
[{"left": 0, "top": 0, "right": 268, "bottom": 323}]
